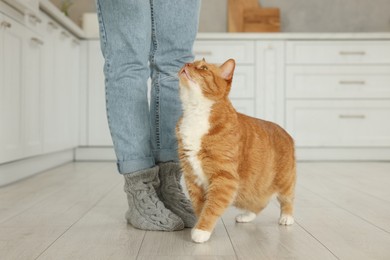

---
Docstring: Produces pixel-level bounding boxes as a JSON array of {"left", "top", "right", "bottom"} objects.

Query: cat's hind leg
[
  {"left": 235, "top": 211, "right": 256, "bottom": 223},
  {"left": 277, "top": 190, "right": 295, "bottom": 225}
]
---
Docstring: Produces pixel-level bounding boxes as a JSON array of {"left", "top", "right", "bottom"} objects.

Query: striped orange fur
[{"left": 176, "top": 59, "right": 296, "bottom": 243}]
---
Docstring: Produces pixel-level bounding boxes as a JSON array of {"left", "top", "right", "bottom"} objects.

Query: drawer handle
[
  {"left": 1, "top": 21, "right": 12, "bottom": 28},
  {"left": 48, "top": 21, "right": 59, "bottom": 29},
  {"left": 29, "top": 14, "right": 42, "bottom": 24},
  {"left": 339, "top": 51, "right": 366, "bottom": 56},
  {"left": 339, "top": 114, "right": 366, "bottom": 119},
  {"left": 194, "top": 51, "right": 213, "bottom": 56},
  {"left": 339, "top": 80, "right": 366, "bottom": 85},
  {"left": 61, "top": 31, "right": 70, "bottom": 38},
  {"left": 31, "top": 37, "right": 44, "bottom": 45}
]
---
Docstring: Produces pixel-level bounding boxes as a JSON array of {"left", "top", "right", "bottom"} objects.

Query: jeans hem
[{"left": 117, "top": 157, "right": 155, "bottom": 174}]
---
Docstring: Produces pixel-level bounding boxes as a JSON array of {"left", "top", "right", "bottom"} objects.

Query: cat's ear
[{"left": 220, "top": 59, "right": 235, "bottom": 81}]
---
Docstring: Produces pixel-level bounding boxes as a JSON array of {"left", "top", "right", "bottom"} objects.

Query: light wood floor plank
[
  {"left": 2, "top": 162, "right": 390, "bottom": 259},
  {"left": 298, "top": 164, "right": 390, "bottom": 233},
  {"left": 295, "top": 206, "right": 390, "bottom": 260},
  {"left": 222, "top": 206, "right": 337, "bottom": 260},
  {"left": 137, "top": 219, "right": 236, "bottom": 258},
  {"left": 37, "top": 188, "right": 145, "bottom": 260}
]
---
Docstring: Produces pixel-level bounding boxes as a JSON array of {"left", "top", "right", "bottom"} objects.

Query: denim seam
[
  {"left": 96, "top": 0, "right": 108, "bottom": 57},
  {"left": 150, "top": 0, "right": 161, "bottom": 150}
]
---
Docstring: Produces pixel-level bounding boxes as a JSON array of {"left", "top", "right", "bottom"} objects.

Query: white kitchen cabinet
[
  {"left": 42, "top": 12, "right": 80, "bottom": 153},
  {"left": 23, "top": 28, "right": 44, "bottom": 157},
  {"left": 87, "top": 40, "right": 112, "bottom": 146},
  {"left": 285, "top": 39, "right": 390, "bottom": 159},
  {"left": 0, "top": 7, "right": 80, "bottom": 164},
  {"left": 0, "top": 12, "right": 45, "bottom": 163},
  {"left": 0, "top": 14, "right": 25, "bottom": 163}
]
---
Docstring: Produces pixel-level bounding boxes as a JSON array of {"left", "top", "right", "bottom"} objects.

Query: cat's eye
[{"left": 200, "top": 65, "right": 208, "bottom": 71}]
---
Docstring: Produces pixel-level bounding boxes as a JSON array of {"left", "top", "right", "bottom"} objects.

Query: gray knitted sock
[
  {"left": 157, "top": 162, "right": 196, "bottom": 228},
  {"left": 123, "top": 166, "right": 184, "bottom": 231}
]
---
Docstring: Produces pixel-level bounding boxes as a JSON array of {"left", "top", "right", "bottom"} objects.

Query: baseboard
[
  {"left": 0, "top": 149, "right": 74, "bottom": 187},
  {"left": 75, "top": 146, "right": 116, "bottom": 161},
  {"left": 296, "top": 147, "right": 390, "bottom": 161}
]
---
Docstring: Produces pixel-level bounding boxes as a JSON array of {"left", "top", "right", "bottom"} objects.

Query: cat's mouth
[{"left": 180, "top": 66, "right": 195, "bottom": 83}]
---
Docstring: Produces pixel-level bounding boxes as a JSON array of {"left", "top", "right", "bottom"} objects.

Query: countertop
[{"left": 4, "top": 0, "right": 390, "bottom": 40}]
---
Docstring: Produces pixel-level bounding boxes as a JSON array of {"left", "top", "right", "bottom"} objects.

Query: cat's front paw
[
  {"left": 279, "top": 214, "right": 294, "bottom": 225},
  {"left": 191, "top": 228, "right": 211, "bottom": 243}
]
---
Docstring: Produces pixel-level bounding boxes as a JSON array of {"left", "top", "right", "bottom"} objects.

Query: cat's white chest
[{"left": 179, "top": 83, "right": 213, "bottom": 189}]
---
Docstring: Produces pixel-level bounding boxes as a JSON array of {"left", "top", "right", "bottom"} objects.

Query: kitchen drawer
[
  {"left": 229, "top": 66, "right": 254, "bottom": 99},
  {"left": 286, "top": 66, "right": 390, "bottom": 99},
  {"left": 194, "top": 40, "right": 255, "bottom": 64},
  {"left": 286, "top": 100, "right": 390, "bottom": 147},
  {"left": 286, "top": 41, "right": 390, "bottom": 64},
  {"left": 231, "top": 99, "right": 255, "bottom": 117}
]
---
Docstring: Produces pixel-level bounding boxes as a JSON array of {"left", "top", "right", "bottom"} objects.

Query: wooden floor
[{"left": 1, "top": 162, "right": 390, "bottom": 260}]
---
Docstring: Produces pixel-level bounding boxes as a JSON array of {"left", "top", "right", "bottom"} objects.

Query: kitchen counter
[{"left": 4, "top": 0, "right": 390, "bottom": 40}]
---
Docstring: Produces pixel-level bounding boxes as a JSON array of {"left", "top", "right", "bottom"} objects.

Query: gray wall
[{"left": 51, "top": 0, "right": 390, "bottom": 32}]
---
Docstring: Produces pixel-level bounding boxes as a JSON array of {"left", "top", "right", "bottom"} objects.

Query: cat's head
[{"left": 178, "top": 59, "right": 236, "bottom": 102}]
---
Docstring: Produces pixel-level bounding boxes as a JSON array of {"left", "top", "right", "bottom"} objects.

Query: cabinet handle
[
  {"left": 339, "top": 51, "right": 366, "bottom": 56},
  {"left": 339, "top": 114, "right": 366, "bottom": 119},
  {"left": 72, "top": 39, "right": 80, "bottom": 45},
  {"left": 48, "top": 21, "right": 58, "bottom": 29},
  {"left": 339, "top": 80, "right": 366, "bottom": 85},
  {"left": 31, "top": 37, "right": 44, "bottom": 45},
  {"left": 61, "top": 31, "right": 70, "bottom": 38},
  {"left": 1, "top": 21, "right": 12, "bottom": 28},
  {"left": 29, "top": 14, "right": 42, "bottom": 24},
  {"left": 194, "top": 51, "right": 213, "bottom": 56}
]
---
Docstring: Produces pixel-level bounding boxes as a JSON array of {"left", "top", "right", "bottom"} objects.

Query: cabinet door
[
  {"left": 23, "top": 31, "right": 44, "bottom": 157},
  {"left": 42, "top": 16, "right": 60, "bottom": 153},
  {"left": 87, "top": 41, "right": 112, "bottom": 146},
  {"left": 256, "top": 41, "right": 285, "bottom": 126},
  {"left": 0, "top": 15, "right": 25, "bottom": 163},
  {"left": 69, "top": 37, "right": 81, "bottom": 147},
  {"left": 54, "top": 29, "right": 73, "bottom": 150}
]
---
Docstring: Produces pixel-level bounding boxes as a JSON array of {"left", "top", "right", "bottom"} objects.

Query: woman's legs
[
  {"left": 149, "top": 0, "right": 201, "bottom": 228},
  {"left": 97, "top": 0, "right": 155, "bottom": 174},
  {"left": 96, "top": 0, "right": 184, "bottom": 231},
  {"left": 149, "top": 0, "right": 201, "bottom": 162}
]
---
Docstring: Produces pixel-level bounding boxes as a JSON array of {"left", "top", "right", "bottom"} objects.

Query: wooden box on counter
[{"left": 228, "top": 0, "right": 280, "bottom": 32}]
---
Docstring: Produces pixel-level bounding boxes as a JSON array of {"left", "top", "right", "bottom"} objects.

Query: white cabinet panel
[
  {"left": 256, "top": 41, "right": 285, "bottom": 126},
  {"left": 229, "top": 66, "right": 254, "bottom": 99},
  {"left": 286, "top": 100, "right": 390, "bottom": 147},
  {"left": 23, "top": 31, "right": 44, "bottom": 156},
  {"left": 42, "top": 16, "right": 60, "bottom": 153},
  {"left": 0, "top": 15, "right": 25, "bottom": 163},
  {"left": 286, "top": 66, "right": 390, "bottom": 99},
  {"left": 287, "top": 41, "right": 390, "bottom": 64},
  {"left": 87, "top": 41, "right": 112, "bottom": 146}
]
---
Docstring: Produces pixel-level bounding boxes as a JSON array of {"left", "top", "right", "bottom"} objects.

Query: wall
[{"left": 51, "top": 0, "right": 390, "bottom": 32}]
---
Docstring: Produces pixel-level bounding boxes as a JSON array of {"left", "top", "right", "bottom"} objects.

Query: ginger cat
[{"left": 176, "top": 59, "right": 296, "bottom": 243}]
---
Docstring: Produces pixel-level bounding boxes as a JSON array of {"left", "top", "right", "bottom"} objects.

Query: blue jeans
[{"left": 96, "top": 0, "right": 201, "bottom": 174}]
